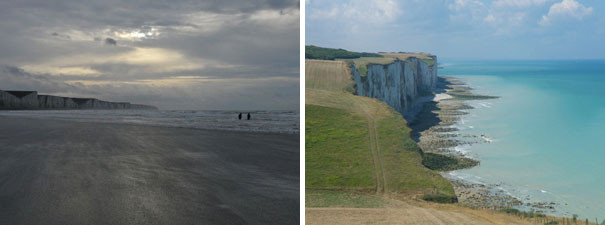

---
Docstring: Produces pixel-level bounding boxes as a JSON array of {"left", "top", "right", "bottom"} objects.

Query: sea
[
  {"left": 440, "top": 60, "right": 605, "bottom": 219},
  {"left": 0, "top": 110, "right": 299, "bottom": 134}
]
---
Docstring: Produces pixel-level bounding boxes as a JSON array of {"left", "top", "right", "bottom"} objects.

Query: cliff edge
[{"left": 348, "top": 53, "right": 437, "bottom": 121}]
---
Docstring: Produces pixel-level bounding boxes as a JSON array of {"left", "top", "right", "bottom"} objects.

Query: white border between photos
[{"left": 299, "top": 0, "right": 306, "bottom": 224}]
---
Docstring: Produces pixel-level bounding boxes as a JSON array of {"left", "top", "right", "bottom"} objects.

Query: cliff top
[
  {"left": 305, "top": 45, "right": 437, "bottom": 76},
  {"left": 305, "top": 45, "right": 383, "bottom": 60},
  {"left": 4, "top": 91, "right": 37, "bottom": 98},
  {"left": 380, "top": 53, "right": 436, "bottom": 67}
]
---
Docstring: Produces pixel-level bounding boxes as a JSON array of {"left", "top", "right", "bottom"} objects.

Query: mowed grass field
[{"left": 305, "top": 59, "right": 455, "bottom": 207}]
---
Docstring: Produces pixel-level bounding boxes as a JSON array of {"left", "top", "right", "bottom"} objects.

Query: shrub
[
  {"left": 422, "top": 193, "right": 457, "bottom": 203},
  {"left": 422, "top": 153, "right": 479, "bottom": 171}
]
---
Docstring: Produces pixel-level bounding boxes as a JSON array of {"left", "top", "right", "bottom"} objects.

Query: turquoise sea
[{"left": 440, "top": 60, "right": 605, "bottom": 219}]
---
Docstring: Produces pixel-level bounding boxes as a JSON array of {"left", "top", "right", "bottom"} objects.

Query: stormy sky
[{"left": 0, "top": 0, "right": 299, "bottom": 110}]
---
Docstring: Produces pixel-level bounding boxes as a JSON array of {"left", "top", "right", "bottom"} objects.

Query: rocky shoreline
[{"left": 410, "top": 76, "right": 559, "bottom": 214}]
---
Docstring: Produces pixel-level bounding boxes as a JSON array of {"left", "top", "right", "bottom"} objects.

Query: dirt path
[
  {"left": 367, "top": 117, "right": 382, "bottom": 193},
  {"left": 366, "top": 113, "right": 387, "bottom": 194},
  {"left": 356, "top": 100, "right": 390, "bottom": 195},
  {"left": 371, "top": 107, "right": 388, "bottom": 193},
  {"left": 306, "top": 199, "right": 535, "bottom": 225}
]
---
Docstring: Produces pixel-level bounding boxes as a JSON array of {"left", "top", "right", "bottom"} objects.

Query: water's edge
[
  {"left": 0, "top": 110, "right": 300, "bottom": 134},
  {"left": 411, "top": 76, "right": 561, "bottom": 215}
]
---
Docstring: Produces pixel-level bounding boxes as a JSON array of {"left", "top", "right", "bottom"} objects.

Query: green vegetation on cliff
[
  {"left": 337, "top": 57, "right": 395, "bottom": 76},
  {"left": 305, "top": 45, "right": 383, "bottom": 60},
  {"left": 422, "top": 153, "right": 480, "bottom": 171}
]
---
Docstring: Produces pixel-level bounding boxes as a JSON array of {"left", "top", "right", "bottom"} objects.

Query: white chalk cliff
[
  {"left": 351, "top": 56, "right": 437, "bottom": 121},
  {"left": 0, "top": 90, "right": 157, "bottom": 110}
]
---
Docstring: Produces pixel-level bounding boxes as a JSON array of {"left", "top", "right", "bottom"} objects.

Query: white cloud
[
  {"left": 309, "top": 0, "right": 401, "bottom": 23},
  {"left": 448, "top": 0, "right": 484, "bottom": 12},
  {"left": 484, "top": 14, "right": 496, "bottom": 23},
  {"left": 539, "top": 0, "right": 593, "bottom": 26},
  {"left": 492, "top": 0, "right": 551, "bottom": 8},
  {"left": 447, "top": 0, "right": 487, "bottom": 24},
  {"left": 484, "top": 0, "right": 550, "bottom": 25}
]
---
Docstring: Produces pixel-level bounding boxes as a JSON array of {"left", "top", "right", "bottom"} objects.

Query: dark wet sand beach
[{"left": 0, "top": 116, "right": 299, "bottom": 225}]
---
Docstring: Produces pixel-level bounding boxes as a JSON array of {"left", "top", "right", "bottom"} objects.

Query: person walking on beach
[
  {"left": 238, "top": 113, "right": 242, "bottom": 120},
  {"left": 247, "top": 112, "right": 251, "bottom": 120}
]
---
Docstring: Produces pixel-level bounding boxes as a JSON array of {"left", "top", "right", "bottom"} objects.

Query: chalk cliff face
[
  {"left": 0, "top": 91, "right": 40, "bottom": 109},
  {"left": 352, "top": 56, "right": 437, "bottom": 120},
  {"left": 0, "top": 90, "right": 157, "bottom": 110}
]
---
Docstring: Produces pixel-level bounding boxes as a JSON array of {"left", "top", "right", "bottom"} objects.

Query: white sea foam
[
  {"left": 478, "top": 102, "right": 491, "bottom": 108},
  {"left": 446, "top": 171, "right": 486, "bottom": 185},
  {"left": 433, "top": 93, "right": 453, "bottom": 102},
  {"left": 0, "top": 110, "right": 300, "bottom": 134},
  {"left": 480, "top": 136, "right": 493, "bottom": 143},
  {"left": 454, "top": 145, "right": 469, "bottom": 154}
]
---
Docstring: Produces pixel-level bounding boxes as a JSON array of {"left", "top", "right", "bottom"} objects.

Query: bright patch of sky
[{"left": 306, "top": 0, "right": 604, "bottom": 59}]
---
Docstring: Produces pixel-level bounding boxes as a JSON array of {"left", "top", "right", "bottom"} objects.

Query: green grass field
[
  {"left": 306, "top": 190, "right": 389, "bottom": 208},
  {"left": 306, "top": 105, "right": 375, "bottom": 191}
]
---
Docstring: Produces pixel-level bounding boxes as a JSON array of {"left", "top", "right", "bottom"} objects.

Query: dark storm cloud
[
  {"left": 0, "top": 0, "right": 298, "bottom": 29},
  {"left": 0, "top": 65, "right": 92, "bottom": 95},
  {"left": 0, "top": 0, "right": 300, "bottom": 110},
  {"left": 104, "top": 38, "right": 117, "bottom": 45}
]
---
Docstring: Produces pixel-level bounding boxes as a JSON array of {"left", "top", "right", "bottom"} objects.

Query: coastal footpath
[{"left": 0, "top": 90, "right": 156, "bottom": 110}]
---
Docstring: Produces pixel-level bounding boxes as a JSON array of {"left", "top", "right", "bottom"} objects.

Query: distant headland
[{"left": 0, "top": 90, "right": 157, "bottom": 110}]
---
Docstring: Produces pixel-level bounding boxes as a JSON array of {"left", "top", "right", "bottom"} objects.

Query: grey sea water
[{"left": 0, "top": 110, "right": 299, "bottom": 134}]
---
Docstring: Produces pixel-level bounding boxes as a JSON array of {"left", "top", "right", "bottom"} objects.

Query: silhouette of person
[
  {"left": 247, "top": 112, "right": 251, "bottom": 120},
  {"left": 238, "top": 113, "right": 242, "bottom": 120}
]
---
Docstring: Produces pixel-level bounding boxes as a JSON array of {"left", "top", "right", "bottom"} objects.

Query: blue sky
[{"left": 306, "top": 0, "right": 605, "bottom": 60}]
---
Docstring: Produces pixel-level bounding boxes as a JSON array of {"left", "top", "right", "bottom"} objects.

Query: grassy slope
[
  {"left": 306, "top": 105, "right": 375, "bottom": 191},
  {"left": 305, "top": 59, "right": 455, "bottom": 207}
]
